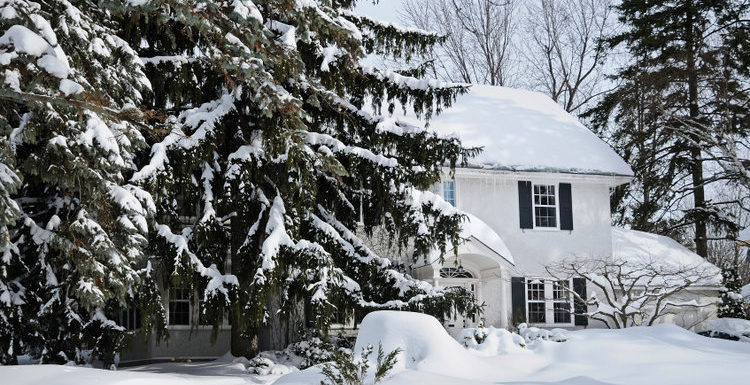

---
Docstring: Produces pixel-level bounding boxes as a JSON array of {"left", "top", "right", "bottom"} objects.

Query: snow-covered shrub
[
  {"left": 517, "top": 323, "right": 568, "bottom": 343},
  {"left": 698, "top": 318, "right": 750, "bottom": 342},
  {"left": 290, "top": 330, "right": 353, "bottom": 369},
  {"left": 457, "top": 326, "right": 527, "bottom": 355},
  {"left": 320, "top": 343, "right": 400, "bottom": 385}
]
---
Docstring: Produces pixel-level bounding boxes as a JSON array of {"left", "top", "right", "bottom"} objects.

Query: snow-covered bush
[
  {"left": 698, "top": 318, "right": 750, "bottom": 342},
  {"left": 457, "top": 325, "right": 527, "bottom": 354},
  {"left": 517, "top": 323, "right": 568, "bottom": 343},
  {"left": 290, "top": 330, "right": 353, "bottom": 369},
  {"left": 718, "top": 262, "right": 748, "bottom": 319}
]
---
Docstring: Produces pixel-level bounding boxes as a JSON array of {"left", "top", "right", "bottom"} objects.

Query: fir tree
[
  {"left": 110, "top": 0, "right": 479, "bottom": 355},
  {"left": 0, "top": 0, "right": 160, "bottom": 365},
  {"left": 588, "top": 0, "right": 750, "bottom": 255},
  {"left": 718, "top": 261, "right": 747, "bottom": 319}
]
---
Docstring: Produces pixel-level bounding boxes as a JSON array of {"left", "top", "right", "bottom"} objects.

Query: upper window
[
  {"left": 533, "top": 184, "right": 557, "bottom": 228},
  {"left": 168, "top": 287, "right": 191, "bottom": 325},
  {"left": 443, "top": 180, "right": 456, "bottom": 206}
]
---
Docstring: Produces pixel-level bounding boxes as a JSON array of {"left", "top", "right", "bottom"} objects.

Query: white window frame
[
  {"left": 166, "top": 287, "right": 231, "bottom": 329},
  {"left": 443, "top": 180, "right": 456, "bottom": 206},
  {"left": 168, "top": 287, "right": 191, "bottom": 327},
  {"left": 524, "top": 278, "right": 574, "bottom": 327},
  {"left": 532, "top": 184, "right": 559, "bottom": 230}
]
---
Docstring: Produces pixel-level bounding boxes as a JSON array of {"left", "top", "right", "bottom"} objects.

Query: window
[
  {"left": 440, "top": 267, "right": 473, "bottom": 278},
  {"left": 169, "top": 287, "right": 190, "bottom": 325},
  {"left": 526, "top": 279, "right": 573, "bottom": 325},
  {"left": 443, "top": 180, "right": 456, "bottom": 206},
  {"left": 553, "top": 281, "right": 571, "bottom": 324},
  {"left": 119, "top": 307, "right": 141, "bottom": 331},
  {"left": 527, "top": 280, "right": 546, "bottom": 323},
  {"left": 533, "top": 184, "right": 557, "bottom": 228}
]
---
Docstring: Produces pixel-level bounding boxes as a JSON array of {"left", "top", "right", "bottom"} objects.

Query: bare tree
[
  {"left": 522, "top": 0, "right": 613, "bottom": 113},
  {"left": 547, "top": 257, "right": 718, "bottom": 328},
  {"left": 401, "top": 0, "right": 519, "bottom": 86}
]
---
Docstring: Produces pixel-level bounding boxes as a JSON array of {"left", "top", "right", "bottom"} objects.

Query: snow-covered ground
[{"left": 4, "top": 311, "right": 750, "bottom": 385}]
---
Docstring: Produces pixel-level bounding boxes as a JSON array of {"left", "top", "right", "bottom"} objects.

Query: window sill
[
  {"left": 526, "top": 323, "right": 575, "bottom": 328},
  {"left": 531, "top": 227, "right": 560, "bottom": 232}
]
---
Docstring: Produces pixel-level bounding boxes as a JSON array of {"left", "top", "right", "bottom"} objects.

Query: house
[
  {"left": 120, "top": 85, "right": 721, "bottom": 363},
  {"left": 401, "top": 85, "right": 721, "bottom": 334}
]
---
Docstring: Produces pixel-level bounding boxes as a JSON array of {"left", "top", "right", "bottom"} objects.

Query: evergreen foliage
[
  {"left": 108, "top": 0, "right": 479, "bottom": 355},
  {"left": 0, "top": 0, "right": 479, "bottom": 363},
  {"left": 588, "top": 0, "right": 750, "bottom": 255},
  {"left": 0, "top": 0, "right": 161, "bottom": 365},
  {"left": 718, "top": 261, "right": 747, "bottom": 319}
]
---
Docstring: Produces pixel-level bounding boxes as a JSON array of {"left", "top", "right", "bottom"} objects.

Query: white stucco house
[
  {"left": 400, "top": 85, "right": 721, "bottom": 334},
  {"left": 120, "top": 85, "right": 721, "bottom": 364}
]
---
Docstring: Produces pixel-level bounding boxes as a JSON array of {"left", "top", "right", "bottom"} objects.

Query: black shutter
[
  {"left": 518, "top": 181, "right": 533, "bottom": 229},
  {"left": 573, "top": 277, "right": 588, "bottom": 326},
  {"left": 559, "top": 183, "right": 573, "bottom": 231},
  {"left": 511, "top": 277, "right": 527, "bottom": 325}
]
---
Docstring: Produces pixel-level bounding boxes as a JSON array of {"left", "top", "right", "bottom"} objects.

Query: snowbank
[
  {"left": 279, "top": 311, "right": 750, "bottom": 385},
  {"left": 7, "top": 312, "right": 750, "bottom": 385}
]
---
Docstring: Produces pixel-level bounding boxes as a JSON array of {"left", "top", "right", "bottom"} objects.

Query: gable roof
[
  {"left": 421, "top": 85, "right": 634, "bottom": 177},
  {"left": 611, "top": 227, "right": 721, "bottom": 286}
]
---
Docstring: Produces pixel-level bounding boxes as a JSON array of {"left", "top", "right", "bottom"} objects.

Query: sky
[{"left": 354, "top": 1, "right": 403, "bottom": 24}]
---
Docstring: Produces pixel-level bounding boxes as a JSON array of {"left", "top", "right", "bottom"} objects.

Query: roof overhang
[{"left": 448, "top": 167, "right": 633, "bottom": 188}]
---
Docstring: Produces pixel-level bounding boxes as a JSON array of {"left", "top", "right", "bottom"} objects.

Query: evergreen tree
[
  {"left": 718, "top": 261, "right": 747, "bottom": 319},
  {"left": 0, "top": 0, "right": 160, "bottom": 365},
  {"left": 110, "top": 0, "right": 478, "bottom": 355},
  {"left": 589, "top": 0, "right": 750, "bottom": 255}
]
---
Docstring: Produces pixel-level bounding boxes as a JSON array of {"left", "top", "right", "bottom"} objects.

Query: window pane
[
  {"left": 529, "top": 302, "right": 546, "bottom": 323},
  {"left": 554, "top": 302, "right": 571, "bottom": 323},
  {"left": 169, "top": 287, "right": 191, "bottom": 325},
  {"left": 553, "top": 281, "right": 569, "bottom": 300},
  {"left": 527, "top": 281, "right": 545, "bottom": 301},
  {"left": 443, "top": 181, "right": 456, "bottom": 206}
]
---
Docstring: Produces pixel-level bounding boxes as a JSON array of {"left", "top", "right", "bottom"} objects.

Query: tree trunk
[{"left": 685, "top": 0, "right": 708, "bottom": 258}]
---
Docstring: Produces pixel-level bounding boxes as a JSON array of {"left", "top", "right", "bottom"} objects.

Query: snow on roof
[
  {"left": 461, "top": 213, "right": 514, "bottom": 264},
  {"left": 422, "top": 85, "right": 633, "bottom": 176},
  {"left": 612, "top": 227, "right": 721, "bottom": 285}
]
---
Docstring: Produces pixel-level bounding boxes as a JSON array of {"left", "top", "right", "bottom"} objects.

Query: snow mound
[
  {"left": 612, "top": 227, "right": 721, "bottom": 285},
  {"left": 461, "top": 213, "right": 514, "bottom": 264},
  {"left": 353, "top": 310, "right": 470, "bottom": 373}
]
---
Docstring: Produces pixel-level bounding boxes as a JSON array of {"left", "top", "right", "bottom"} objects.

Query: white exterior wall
[{"left": 447, "top": 169, "right": 619, "bottom": 276}]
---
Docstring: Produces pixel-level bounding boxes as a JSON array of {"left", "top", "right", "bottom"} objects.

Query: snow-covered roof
[
  {"left": 461, "top": 213, "right": 514, "bottom": 265},
  {"left": 424, "top": 85, "right": 634, "bottom": 176},
  {"left": 611, "top": 227, "right": 721, "bottom": 285}
]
